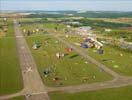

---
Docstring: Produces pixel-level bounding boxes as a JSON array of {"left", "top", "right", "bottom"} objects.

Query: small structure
[
  {"left": 27, "top": 30, "right": 31, "bottom": 36},
  {"left": 75, "top": 26, "right": 92, "bottom": 36},
  {"left": 66, "top": 25, "right": 71, "bottom": 28},
  {"left": 3, "top": 18, "right": 7, "bottom": 22},
  {"left": 32, "top": 41, "right": 41, "bottom": 50},
  {"left": 97, "top": 49, "right": 104, "bottom": 54},
  {"left": 94, "top": 40, "right": 103, "bottom": 49},
  {"left": 84, "top": 38, "right": 91, "bottom": 42},
  {"left": 53, "top": 77, "right": 60, "bottom": 81},
  {"left": 65, "top": 21, "right": 81, "bottom": 27},
  {"left": 66, "top": 47, "right": 73, "bottom": 53},
  {"left": 36, "top": 28, "right": 39, "bottom": 32},
  {"left": 26, "top": 67, "right": 32, "bottom": 73},
  {"left": 79, "top": 26, "right": 92, "bottom": 31},
  {"left": 74, "top": 42, "right": 81, "bottom": 46},
  {"left": 120, "top": 53, "right": 123, "bottom": 56},
  {"left": 86, "top": 37, "right": 103, "bottom": 49},
  {"left": 23, "top": 29, "right": 26, "bottom": 33},
  {"left": 56, "top": 52, "right": 61, "bottom": 59},
  {"left": 32, "top": 30, "right": 35, "bottom": 33},
  {"left": 43, "top": 68, "right": 51, "bottom": 77},
  {"left": 65, "top": 35, "right": 69, "bottom": 38},
  {"left": 105, "top": 29, "right": 112, "bottom": 32},
  {"left": 82, "top": 37, "right": 103, "bottom": 49},
  {"left": 113, "top": 65, "right": 119, "bottom": 68},
  {"left": 81, "top": 43, "right": 89, "bottom": 48},
  {"left": 3, "top": 27, "right": 7, "bottom": 32}
]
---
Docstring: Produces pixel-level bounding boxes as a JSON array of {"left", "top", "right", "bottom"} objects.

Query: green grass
[
  {"left": 6, "top": 22, "right": 15, "bottom": 37},
  {"left": 0, "top": 20, "right": 23, "bottom": 95},
  {"left": 19, "top": 18, "right": 132, "bottom": 100},
  {"left": 49, "top": 85, "right": 132, "bottom": 100},
  {"left": 19, "top": 18, "right": 67, "bottom": 35},
  {"left": 25, "top": 34, "right": 112, "bottom": 87},
  {"left": 20, "top": 19, "right": 112, "bottom": 86},
  {"left": 64, "top": 36, "right": 132, "bottom": 76},
  {"left": 10, "top": 96, "right": 25, "bottom": 100},
  {"left": 20, "top": 18, "right": 132, "bottom": 76},
  {"left": 19, "top": 18, "right": 42, "bottom": 22},
  {"left": 21, "top": 22, "right": 66, "bottom": 34}
]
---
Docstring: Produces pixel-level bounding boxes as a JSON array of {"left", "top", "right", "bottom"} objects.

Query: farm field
[
  {"left": 49, "top": 85, "right": 132, "bottom": 100},
  {"left": 61, "top": 36, "right": 132, "bottom": 76},
  {"left": 25, "top": 34, "right": 112, "bottom": 86},
  {"left": 0, "top": 19, "right": 23, "bottom": 95},
  {"left": 95, "top": 18, "right": 132, "bottom": 24}
]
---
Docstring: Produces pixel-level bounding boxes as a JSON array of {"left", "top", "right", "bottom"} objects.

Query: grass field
[
  {"left": 0, "top": 19, "right": 23, "bottom": 95},
  {"left": 19, "top": 19, "right": 112, "bottom": 86},
  {"left": 25, "top": 20, "right": 132, "bottom": 76},
  {"left": 49, "top": 85, "right": 132, "bottom": 100},
  {"left": 18, "top": 18, "right": 132, "bottom": 100},
  {"left": 62, "top": 36, "right": 132, "bottom": 76},
  {"left": 20, "top": 18, "right": 132, "bottom": 76},
  {"left": 25, "top": 34, "right": 112, "bottom": 86},
  {"left": 10, "top": 96, "right": 25, "bottom": 100},
  {"left": 21, "top": 21, "right": 66, "bottom": 36}
]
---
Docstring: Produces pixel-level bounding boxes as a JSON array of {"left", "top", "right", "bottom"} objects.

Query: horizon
[{"left": 1, "top": 0, "right": 132, "bottom": 11}]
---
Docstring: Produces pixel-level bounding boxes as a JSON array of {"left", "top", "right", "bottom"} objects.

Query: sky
[{"left": 0, "top": 0, "right": 132, "bottom": 11}]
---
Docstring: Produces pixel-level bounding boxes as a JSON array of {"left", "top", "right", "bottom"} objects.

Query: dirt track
[{"left": 0, "top": 20, "right": 132, "bottom": 100}]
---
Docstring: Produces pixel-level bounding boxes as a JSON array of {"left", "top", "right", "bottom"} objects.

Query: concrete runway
[{"left": 13, "top": 20, "right": 49, "bottom": 100}]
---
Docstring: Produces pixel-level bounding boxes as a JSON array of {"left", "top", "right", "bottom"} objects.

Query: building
[
  {"left": 105, "top": 29, "right": 112, "bottom": 32},
  {"left": 65, "top": 21, "right": 81, "bottom": 26},
  {"left": 75, "top": 26, "right": 92, "bottom": 36}
]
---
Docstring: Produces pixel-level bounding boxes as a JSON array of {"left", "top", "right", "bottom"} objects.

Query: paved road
[{"left": 47, "top": 76, "right": 132, "bottom": 93}]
